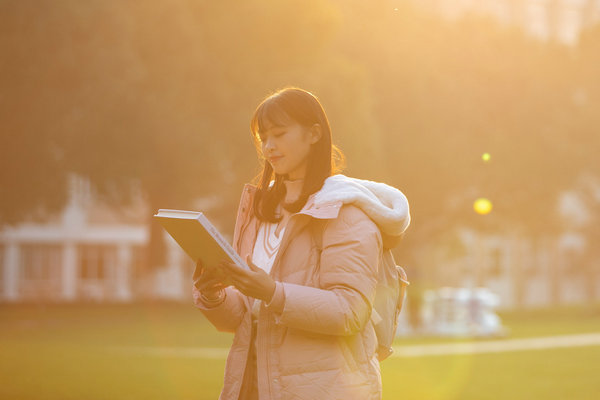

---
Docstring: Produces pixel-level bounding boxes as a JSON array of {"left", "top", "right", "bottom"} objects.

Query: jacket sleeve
[
  {"left": 193, "top": 286, "right": 248, "bottom": 333},
  {"left": 271, "top": 206, "right": 382, "bottom": 336}
]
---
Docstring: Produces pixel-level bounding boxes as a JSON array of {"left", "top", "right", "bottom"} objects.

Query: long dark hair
[{"left": 250, "top": 87, "right": 344, "bottom": 222}]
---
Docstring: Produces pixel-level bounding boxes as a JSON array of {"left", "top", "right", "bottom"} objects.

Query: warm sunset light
[
  {"left": 474, "top": 198, "right": 493, "bottom": 215},
  {"left": 2, "top": 1, "right": 599, "bottom": 399}
]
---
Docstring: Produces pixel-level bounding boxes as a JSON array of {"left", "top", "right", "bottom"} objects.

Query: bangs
[{"left": 251, "top": 97, "right": 296, "bottom": 139}]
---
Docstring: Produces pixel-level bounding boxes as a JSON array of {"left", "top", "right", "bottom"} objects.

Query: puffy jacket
[{"left": 193, "top": 175, "right": 410, "bottom": 400}]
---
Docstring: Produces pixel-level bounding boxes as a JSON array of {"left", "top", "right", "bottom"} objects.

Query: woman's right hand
[{"left": 193, "top": 259, "right": 229, "bottom": 300}]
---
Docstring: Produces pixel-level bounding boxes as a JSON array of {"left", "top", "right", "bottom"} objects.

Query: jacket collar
[
  {"left": 240, "top": 174, "right": 409, "bottom": 250},
  {"left": 242, "top": 174, "right": 411, "bottom": 233}
]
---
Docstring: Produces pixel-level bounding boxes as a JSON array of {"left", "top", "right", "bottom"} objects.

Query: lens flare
[
  {"left": 482, "top": 153, "right": 491, "bottom": 162},
  {"left": 473, "top": 198, "right": 493, "bottom": 215}
]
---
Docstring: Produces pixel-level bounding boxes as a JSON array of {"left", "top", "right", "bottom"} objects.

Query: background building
[
  {"left": 421, "top": 0, "right": 600, "bottom": 44},
  {"left": 2, "top": 174, "right": 599, "bottom": 309},
  {"left": 0, "top": 176, "right": 193, "bottom": 302}
]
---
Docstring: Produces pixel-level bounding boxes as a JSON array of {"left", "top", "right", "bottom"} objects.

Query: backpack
[
  {"left": 372, "top": 251, "right": 409, "bottom": 360},
  {"left": 311, "top": 221, "right": 409, "bottom": 361}
]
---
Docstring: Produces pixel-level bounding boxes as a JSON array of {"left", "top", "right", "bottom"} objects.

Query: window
[
  {"left": 131, "top": 245, "right": 147, "bottom": 280},
  {"left": 78, "top": 244, "right": 117, "bottom": 281},
  {"left": 19, "top": 244, "right": 63, "bottom": 299},
  {"left": 488, "top": 248, "right": 503, "bottom": 277},
  {"left": 0, "top": 244, "right": 4, "bottom": 296},
  {"left": 77, "top": 244, "right": 118, "bottom": 300}
]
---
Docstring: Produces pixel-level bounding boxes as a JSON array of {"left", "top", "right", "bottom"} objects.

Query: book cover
[{"left": 153, "top": 209, "right": 248, "bottom": 271}]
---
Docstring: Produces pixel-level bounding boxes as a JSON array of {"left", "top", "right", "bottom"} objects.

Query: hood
[{"left": 313, "top": 174, "right": 410, "bottom": 238}]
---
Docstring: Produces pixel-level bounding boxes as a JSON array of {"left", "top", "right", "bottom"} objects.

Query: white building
[
  {"left": 435, "top": 228, "right": 597, "bottom": 309},
  {"left": 421, "top": 0, "right": 600, "bottom": 44},
  {"left": 2, "top": 174, "right": 598, "bottom": 309},
  {"left": 424, "top": 177, "right": 600, "bottom": 310},
  {"left": 0, "top": 176, "right": 192, "bottom": 302}
]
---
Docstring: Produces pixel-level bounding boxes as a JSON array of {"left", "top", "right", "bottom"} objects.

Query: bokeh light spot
[{"left": 473, "top": 198, "right": 493, "bottom": 215}]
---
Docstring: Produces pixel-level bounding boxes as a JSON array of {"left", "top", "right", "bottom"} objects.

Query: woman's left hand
[{"left": 219, "top": 256, "right": 276, "bottom": 303}]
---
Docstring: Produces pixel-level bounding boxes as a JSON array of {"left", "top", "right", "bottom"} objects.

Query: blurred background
[{"left": 1, "top": 0, "right": 599, "bottom": 399}]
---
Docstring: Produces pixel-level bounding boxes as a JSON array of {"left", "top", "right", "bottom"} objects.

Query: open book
[{"left": 154, "top": 209, "right": 248, "bottom": 271}]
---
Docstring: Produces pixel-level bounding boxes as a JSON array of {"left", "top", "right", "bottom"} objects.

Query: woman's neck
[{"left": 283, "top": 178, "right": 304, "bottom": 203}]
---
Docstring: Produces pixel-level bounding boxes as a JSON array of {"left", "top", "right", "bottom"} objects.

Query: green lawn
[{"left": 1, "top": 302, "right": 599, "bottom": 399}]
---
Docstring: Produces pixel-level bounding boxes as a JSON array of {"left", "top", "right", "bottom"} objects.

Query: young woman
[{"left": 193, "top": 87, "right": 410, "bottom": 400}]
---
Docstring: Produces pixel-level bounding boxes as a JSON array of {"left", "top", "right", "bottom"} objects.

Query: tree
[{"left": 0, "top": 0, "right": 378, "bottom": 268}]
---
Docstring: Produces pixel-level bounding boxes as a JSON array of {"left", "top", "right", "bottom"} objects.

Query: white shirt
[
  {"left": 251, "top": 221, "right": 285, "bottom": 274},
  {"left": 250, "top": 220, "right": 285, "bottom": 317}
]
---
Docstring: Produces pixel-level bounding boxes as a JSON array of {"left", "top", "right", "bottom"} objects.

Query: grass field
[{"left": 1, "top": 302, "right": 599, "bottom": 399}]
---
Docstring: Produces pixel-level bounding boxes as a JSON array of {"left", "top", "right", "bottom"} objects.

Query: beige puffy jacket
[{"left": 194, "top": 175, "right": 410, "bottom": 400}]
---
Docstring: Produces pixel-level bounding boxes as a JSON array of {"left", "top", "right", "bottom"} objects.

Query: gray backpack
[
  {"left": 372, "top": 250, "right": 409, "bottom": 360},
  {"left": 312, "top": 221, "right": 409, "bottom": 361}
]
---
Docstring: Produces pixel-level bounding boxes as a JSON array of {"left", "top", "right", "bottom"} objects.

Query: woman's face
[{"left": 259, "top": 122, "right": 319, "bottom": 181}]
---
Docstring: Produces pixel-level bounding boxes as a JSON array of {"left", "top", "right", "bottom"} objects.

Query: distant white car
[{"left": 419, "top": 287, "right": 506, "bottom": 337}]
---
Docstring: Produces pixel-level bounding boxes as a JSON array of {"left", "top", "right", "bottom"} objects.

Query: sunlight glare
[{"left": 473, "top": 198, "right": 493, "bottom": 215}]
